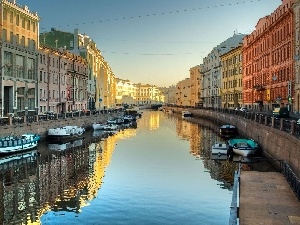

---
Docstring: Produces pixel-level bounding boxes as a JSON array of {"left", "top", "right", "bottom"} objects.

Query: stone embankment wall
[
  {"left": 169, "top": 107, "right": 300, "bottom": 178},
  {"left": 0, "top": 113, "right": 119, "bottom": 140}
]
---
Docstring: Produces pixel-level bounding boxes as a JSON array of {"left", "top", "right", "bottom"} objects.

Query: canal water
[{"left": 0, "top": 110, "right": 274, "bottom": 225}]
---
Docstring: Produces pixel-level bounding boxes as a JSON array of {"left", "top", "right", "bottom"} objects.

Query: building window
[
  {"left": 16, "top": 14, "right": 19, "bottom": 26},
  {"left": 21, "top": 36, "right": 25, "bottom": 46},
  {"left": 33, "top": 22, "right": 36, "bottom": 32},
  {"left": 40, "top": 71, "right": 43, "bottom": 82},
  {"left": 3, "top": 9, "right": 7, "bottom": 20},
  {"left": 10, "top": 31, "right": 13, "bottom": 43},
  {"left": 10, "top": 12, "right": 13, "bottom": 23},
  {"left": 22, "top": 18, "right": 25, "bottom": 28},
  {"left": 2, "top": 29, "right": 7, "bottom": 42},
  {"left": 27, "top": 20, "right": 30, "bottom": 30}
]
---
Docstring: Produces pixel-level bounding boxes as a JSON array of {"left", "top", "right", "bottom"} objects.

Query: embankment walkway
[{"left": 239, "top": 171, "right": 300, "bottom": 225}]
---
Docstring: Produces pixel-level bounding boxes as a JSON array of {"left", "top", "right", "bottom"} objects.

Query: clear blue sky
[{"left": 20, "top": 0, "right": 281, "bottom": 87}]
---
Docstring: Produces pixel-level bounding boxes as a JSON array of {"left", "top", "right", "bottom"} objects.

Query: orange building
[{"left": 242, "top": 0, "right": 295, "bottom": 111}]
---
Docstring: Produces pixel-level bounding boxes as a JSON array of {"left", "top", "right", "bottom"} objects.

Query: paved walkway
[{"left": 239, "top": 171, "right": 300, "bottom": 225}]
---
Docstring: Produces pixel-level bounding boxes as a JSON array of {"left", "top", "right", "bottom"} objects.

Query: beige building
[
  {"left": 190, "top": 65, "right": 201, "bottom": 107},
  {"left": 176, "top": 78, "right": 191, "bottom": 107},
  {"left": 0, "top": 1, "right": 39, "bottom": 117},
  {"left": 38, "top": 46, "right": 88, "bottom": 113},
  {"left": 220, "top": 44, "right": 243, "bottom": 109},
  {"left": 116, "top": 78, "right": 136, "bottom": 106},
  {"left": 135, "top": 83, "right": 160, "bottom": 106},
  {"left": 159, "top": 85, "right": 176, "bottom": 105}
]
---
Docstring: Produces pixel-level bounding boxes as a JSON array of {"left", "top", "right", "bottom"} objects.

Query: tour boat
[
  {"left": 47, "top": 138, "right": 83, "bottom": 151},
  {"left": 227, "top": 138, "right": 260, "bottom": 157},
  {"left": 211, "top": 142, "right": 229, "bottom": 155},
  {"left": 0, "top": 134, "right": 41, "bottom": 154},
  {"left": 182, "top": 111, "right": 192, "bottom": 118},
  {"left": 47, "top": 126, "right": 85, "bottom": 139},
  {"left": 219, "top": 124, "right": 238, "bottom": 138}
]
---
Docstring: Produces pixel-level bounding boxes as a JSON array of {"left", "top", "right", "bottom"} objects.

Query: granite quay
[{"left": 0, "top": 109, "right": 123, "bottom": 140}]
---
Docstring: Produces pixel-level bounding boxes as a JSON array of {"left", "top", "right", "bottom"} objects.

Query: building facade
[
  {"left": 0, "top": 0, "right": 39, "bottom": 117},
  {"left": 175, "top": 78, "right": 191, "bottom": 107},
  {"left": 189, "top": 65, "right": 201, "bottom": 107},
  {"left": 220, "top": 44, "right": 243, "bottom": 109},
  {"left": 38, "top": 46, "right": 88, "bottom": 113},
  {"left": 201, "top": 33, "right": 245, "bottom": 108},
  {"left": 293, "top": 0, "right": 300, "bottom": 113},
  {"left": 242, "top": 0, "right": 295, "bottom": 111}
]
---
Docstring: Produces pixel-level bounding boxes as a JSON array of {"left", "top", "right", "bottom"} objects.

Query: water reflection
[{"left": 0, "top": 110, "right": 274, "bottom": 225}]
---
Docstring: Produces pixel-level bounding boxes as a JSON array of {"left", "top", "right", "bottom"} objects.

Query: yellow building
[
  {"left": 0, "top": 0, "right": 39, "bottom": 117},
  {"left": 190, "top": 65, "right": 201, "bottom": 107},
  {"left": 176, "top": 78, "right": 191, "bottom": 107},
  {"left": 135, "top": 83, "right": 160, "bottom": 106},
  {"left": 220, "top": 45, "right": 243, "bottom": 109},
  {"left": 116, "top": 78, "right": 136, "bottom": 106}
]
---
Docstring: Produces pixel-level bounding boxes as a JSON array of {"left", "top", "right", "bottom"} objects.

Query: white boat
[
  {"left": 211, "top": 143, "right": 228, "bottom": 155},
  {"left": 93, "top": 123, "right": 106, "bottom": 130},
  {"left": 0, "top": 134, "right": 41, "bottom": 154},
  {"left": 47, "top": 138, "right": 83, "bottom": 151},
  {"left": 93, "top": 123, "right": 118, "bottom": 131},
  {"left": 182, "top": 111, "right": 192, "bottom": 118},
  {"left": 227, "top": 138, "right": 260, "bottom": 157},
  {"left": 48, "top": 126, "right": 85, "bottom": 139},
  {"left": 107, "top": 117, "right": 124, "bottom": 124}
]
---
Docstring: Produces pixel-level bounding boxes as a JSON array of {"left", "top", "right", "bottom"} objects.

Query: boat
[
  {"left": 0, "top": 134, "right": 41, "bottom": 154},
  {"left": 93, "top": 123, "right": 118, "bottom": 131},
  {"left": 219, "top": 124, "right": 238, "bottom": 138},
  {"left": 107, "top": 117, "right": 124, "bottom": 125},
  {"left": 211, "top": 142, "right": 228, "bottom": 155},
  {"left": 47, "top": 126, "right": 85, "bottom": 139},
  {"left": 182, "top": 111, "right": 192, "bottom": 118},
  {"left": 227, "top": 138, "right": 260, "bottom": 157},
  {"left": 47, "top": 138, "right": 83, "bottom": 151}
]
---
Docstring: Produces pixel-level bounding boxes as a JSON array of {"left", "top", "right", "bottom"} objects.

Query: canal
[{"left": 0, "top": 110, "right": 276, "bottom": 225}]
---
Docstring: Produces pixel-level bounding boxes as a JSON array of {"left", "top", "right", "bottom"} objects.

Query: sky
[{"left": 20, "top": 0, "right": 281, "bottom": 87}]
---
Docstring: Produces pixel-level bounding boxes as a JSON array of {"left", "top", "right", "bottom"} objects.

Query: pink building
[{"left": 242, "top": 0, "right": 295, "bottom": 111}]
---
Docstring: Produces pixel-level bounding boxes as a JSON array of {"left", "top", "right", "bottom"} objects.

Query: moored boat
[
  {"left": 211, "top": 142, "right": 228, "bottom": 155},
  {"left": 47, "top": 126, "right": 85, "bottom": 139},
  {"left": 0, "top": 134, "right": 41, "bottom": 154},
  {"left": 219, "top": 124, "right": 238, "bottom": 138},
  {"left": 93, "top": 122, "right": 118, "bottom": 131},
  {"left": 227, "top": 138, "right": 260, "bottom": 157},
  {"left": 182, "top": 111, "right": 192, "bottom": 118}
]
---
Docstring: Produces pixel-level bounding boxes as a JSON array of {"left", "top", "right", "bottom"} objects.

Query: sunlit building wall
[
  {"left": 176, "top": 78, "right": 191, "bottom": 107},
  {"left": 242, "top": 0, "right": 295, "bottom": 111},
  {"left": 220, "top": 44, "right": 243, "bottom": 109},
  {"left": 0, "top": 1, "right": 39, "bottom": 117},
  {"left": 116, "top": 78, "right": 137, "bottom": 106},
  {"left": 134, "top": 83, "right": 160, "bottom": 106},
  {"left": 190, "top": 65, "right": 201, "bottom": 107}
]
